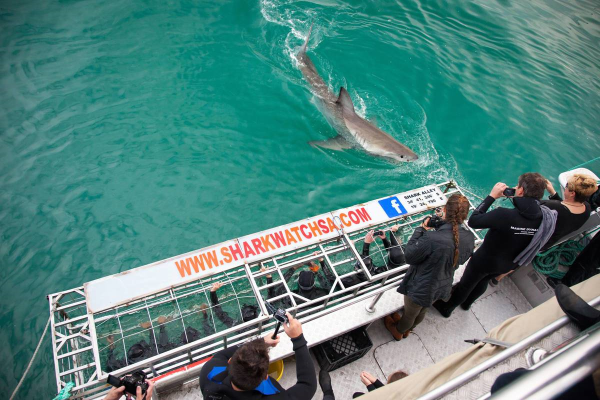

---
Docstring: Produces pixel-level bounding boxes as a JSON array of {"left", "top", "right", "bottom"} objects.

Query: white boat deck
[{"left": 161, "top": 275, "right": 533, "bottom": 400}]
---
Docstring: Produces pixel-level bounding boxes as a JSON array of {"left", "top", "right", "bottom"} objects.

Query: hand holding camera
[
  {"left": 283, "top": 312, "right": 303, "bottom": 339},
  {"left": 106, "top": 371, "right": 154, "bottom": 400},
  {"left": 490, "top": 182, "right": 509, "bottom": 199}
]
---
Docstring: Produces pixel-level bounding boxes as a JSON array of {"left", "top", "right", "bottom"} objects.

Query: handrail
[
  {"left": 417, "top": 295, "right": 600, "bottom": 400},
  {"left": 489, "top": 323, "right": 600, "bottom": 400}
]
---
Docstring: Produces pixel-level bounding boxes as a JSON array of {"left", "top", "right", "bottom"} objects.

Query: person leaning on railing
[
  {"left": 384, "top": 194, "right": 475, "bottom": 340},
  {"left": 199, "top": 312, "right": 317, "bottom": 400}
]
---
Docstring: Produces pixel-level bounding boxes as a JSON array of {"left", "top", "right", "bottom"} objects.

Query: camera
[
  {"left": 503, "top": 187, "right": 516, "bottom": 197},
  {"left": 373, "top": 230, "right": 384, "bottom": 237},
  {"left": 273, "top": 308, "right": 288, "bottom": 323},
  {"left": 107, "top": 370, "right": 149, "bottom": 398},
  {"left": 424, "top": 214, "right": 444, "bottom": 229}
]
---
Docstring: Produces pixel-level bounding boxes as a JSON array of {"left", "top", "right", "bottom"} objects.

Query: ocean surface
[{"left": 1, "top": 0, "right": 599, "bottom": 397}]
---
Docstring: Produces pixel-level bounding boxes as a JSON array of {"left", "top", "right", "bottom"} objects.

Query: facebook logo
[{"left": 378, "top": 197, "right": 408, "bottom": 218}]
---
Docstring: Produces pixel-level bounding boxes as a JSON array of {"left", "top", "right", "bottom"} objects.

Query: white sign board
[{"left": 85, "top": 185, "right": 447, "bottom": 313}]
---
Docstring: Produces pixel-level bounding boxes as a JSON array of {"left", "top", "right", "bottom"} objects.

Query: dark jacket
[
  {"left": 397, "top": 223, "right": 475, "bottom": 308},
  {"left": 199, "top": 334, "right": 316, "bottom": 400},
  {"left": 468, "top": 196, "right": 542, "bottom": 274}
]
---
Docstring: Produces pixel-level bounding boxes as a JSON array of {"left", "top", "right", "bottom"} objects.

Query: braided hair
[{"left": 444, "top": 194, "right": 471, "bottom": 267}]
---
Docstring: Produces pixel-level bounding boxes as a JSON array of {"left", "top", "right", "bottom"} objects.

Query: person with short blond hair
[{"left": 542, "top": 174, "right": 597, "bottom": 249}]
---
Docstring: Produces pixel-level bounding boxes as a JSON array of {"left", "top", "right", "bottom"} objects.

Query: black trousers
[{"left": 439, "top": 260, "right": 501, "bottom": 313}]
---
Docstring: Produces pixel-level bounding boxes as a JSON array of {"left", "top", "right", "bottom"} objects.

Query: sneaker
[
  {"left": 319, "top": 369, "right": 334, "bottom": 398},
  {"left": 390, "top": 312, "right": 402, "bottom": 323}
]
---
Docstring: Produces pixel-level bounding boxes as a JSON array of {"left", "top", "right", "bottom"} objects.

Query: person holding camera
[
  {"left": 384, "top": 194, "right": 475, "bottom": 340},
  {"left": 199, "top": 312, "right": 317, "bottom": 400},
  {"left": 434, "top": 173, "right": 548, "bottom": 318},
  {"left": 105, "top": 376, "right": 155, "bottom": 400}
]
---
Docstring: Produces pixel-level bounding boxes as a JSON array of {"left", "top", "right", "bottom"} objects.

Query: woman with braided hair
[{"left": 384, "top": 194, "right": 475, "bottom": 340}]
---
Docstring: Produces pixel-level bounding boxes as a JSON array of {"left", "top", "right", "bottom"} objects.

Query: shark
[{"left": 297, "top": 25, "right": 418, "bottom": 162}]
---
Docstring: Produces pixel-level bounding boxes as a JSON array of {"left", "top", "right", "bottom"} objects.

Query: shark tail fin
[
  {"left": 336, "top": 87, "right": 356, "bottom": 114},
  {"left": 300, "top": 23, "right": 314, "bottom": 54}
]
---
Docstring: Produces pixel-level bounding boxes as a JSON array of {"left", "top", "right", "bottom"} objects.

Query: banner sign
[{"left": 85, "top": 185, "right": 447, "bottom": 313}]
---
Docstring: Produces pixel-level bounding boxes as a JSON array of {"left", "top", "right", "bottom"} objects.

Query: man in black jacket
[
  {"left": 434, "top": 173, "right": 546, "bottom": 317},
  {"left": 199, "top": 312, "right": 317, "bottom": 400}
]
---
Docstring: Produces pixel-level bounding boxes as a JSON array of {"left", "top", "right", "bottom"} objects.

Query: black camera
[
  {"left": 107, "top": 370, "right": 149, "bottom": 399},
  {"left": 425, "top": 214, "right": 444, "bottom": 229},
  {"left": 503, "top": 187, "right": 516, "bottom": 197},
  {"left": 373, "top": 230, "right": 384, "bottom": 237},
  {"left": 273, "top": 308, "right": 288, "bottom": 323}
]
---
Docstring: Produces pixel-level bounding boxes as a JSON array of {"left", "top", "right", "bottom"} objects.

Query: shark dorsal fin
[{"left": 336, "top": 87, "right": 355, "bottom": 114}]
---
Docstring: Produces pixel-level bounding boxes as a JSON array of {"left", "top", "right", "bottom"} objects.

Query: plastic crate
[{"left": 312, "top": 326, "right": 373, "bottom": 372}]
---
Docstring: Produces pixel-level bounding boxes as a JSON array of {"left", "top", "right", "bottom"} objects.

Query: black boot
[
  {"left": 555, "top": 284, "right": 600, "bottom": 331},
  {"left": 319, "top": 369, "right": 335, "bottom": 399},
  {"left": 433, "top": 300, "right": 452, "bottom": 318}
]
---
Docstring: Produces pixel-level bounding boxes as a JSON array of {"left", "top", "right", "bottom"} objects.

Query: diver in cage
[
  {"left": 262, "top": 251, "right": 336, "bottom": 306},
  {"left": 209, "top": 282, "right": 260, "bottom": 328},
  {"left": 104, "top": 316, "right": 176, "bottom": 372},
  {"left": 343, "top": 226, "right": 406, "bottom": 287}
]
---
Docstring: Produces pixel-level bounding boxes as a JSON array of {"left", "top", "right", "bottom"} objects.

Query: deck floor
[{"left": 161, "top": 277, "right": 532, "bottom": 400}]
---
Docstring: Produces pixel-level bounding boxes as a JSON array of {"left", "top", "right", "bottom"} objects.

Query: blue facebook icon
[{"left": 378, "top": 196, "right": 408, "bottom": 218}]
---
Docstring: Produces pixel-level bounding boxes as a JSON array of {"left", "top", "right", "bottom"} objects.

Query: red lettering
[
  {"left": 242, "top": 241, "right": 256, "bottom": 257},
  {"left": 285, "top": 229, "right": 297, "bottom": 245},
  {"left": 308, "top": 221, "right": 322, "bottom": 237},
  {"left": 340, "top": 213, "right": 351, "bottom": 227},
  {"left": 175, "top": 255, "right": 205, "bottom": 278},
  {"left": 229, "top": 243, "right": 243, "bottom": 261},
  {"left": 202, "top": 251, "right": 218, "bottom": 269},
  {"left": 327, "top": 217, "right": 338, "bottom": 232},
  {"left": 318, "top": 219, "right": 329, "bottom": 234},
  {"left": 251, "top": 238, "right": 266, "bottom": 254},
  {"left": 271, "top": 231, "right": 286, "bottom": 248},
  {"left": 290, "top": 226, "right": 303, "bottom": 242},
  {"left": 221, "top": 247, "right": 233, "bottom": 263},
  {"left": 348, "top": 210, "right": 360, "bottom": 224},
  {"left": 261, "top": 235, "right": 276, "bottom": 252},
  {"left": 356, "top": 207, "right": 371, "bottom": 222},
  {"left": 299, "top": 224, "right": 312, "bottom": 239}
]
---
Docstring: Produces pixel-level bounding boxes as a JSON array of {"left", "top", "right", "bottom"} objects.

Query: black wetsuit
[
  {"left": 106, "top": 325, "right": 172, "bottom": 372},
  {"left": 361, "top": 232, "right": 406, "bottom": 269},
  {"left": 265, "top": 261, "right": 335, "bottom": 307},
  {"left": 344, "top": 232, "right": 406, "bottom": 287},
  {"left": 199, "top": 334, "right": 317, "bottom": 400},
  {"left": 436, "top": 196, "right": 542, "bottom": 313},
  {"left": 541, "top": 192, "right": 591, "bottom": 250}
]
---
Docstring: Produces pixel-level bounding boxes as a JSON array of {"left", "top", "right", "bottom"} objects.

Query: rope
[
  {"left": 533, "top": 228, "right": 599, "bottom": 278},
  {"left": 568, "top": 156, "right": 600, "bottom": 171},
  {"left": 9, "top": 316, "right": 51, "bottom": 400}
]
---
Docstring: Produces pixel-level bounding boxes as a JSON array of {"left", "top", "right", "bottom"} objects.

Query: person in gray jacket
[{"left": 385, "top": 193, "right": 476, "bottom": 340}]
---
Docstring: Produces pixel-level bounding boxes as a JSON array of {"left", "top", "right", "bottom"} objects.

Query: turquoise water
[{"left": 1, "top": 0, "right": 599, "bottom": 397}]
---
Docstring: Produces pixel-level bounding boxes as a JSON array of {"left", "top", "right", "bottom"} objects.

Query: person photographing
[
  {"left": 384, "top": 194, "right": 475, "bottom": 340},
  {"left": 199, "top": 312, "right": 316, "bottom": 400}
]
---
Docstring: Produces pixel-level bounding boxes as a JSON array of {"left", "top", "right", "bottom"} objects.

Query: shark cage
[{"left": 47, "top": 181, "right": 484, "bottom": 399}]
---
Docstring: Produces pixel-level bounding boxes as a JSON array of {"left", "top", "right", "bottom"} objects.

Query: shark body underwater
[{"left": 297, "top": 26, "right": 418, "bottom": 162}]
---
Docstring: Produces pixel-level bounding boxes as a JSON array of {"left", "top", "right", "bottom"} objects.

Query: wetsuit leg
[
  {"left": 202, "top": 313, "right": 214, "bottom": 335},
  {"left": 437, "top": 261, "right": 497, "bottom": 315},
  {"left": 158, "top": 325, "right": 172, "bottom": 351}
]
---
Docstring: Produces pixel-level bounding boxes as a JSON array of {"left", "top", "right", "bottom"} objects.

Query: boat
[{"left": 47, "top": 170, "right": 600, "bottom": 399}]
